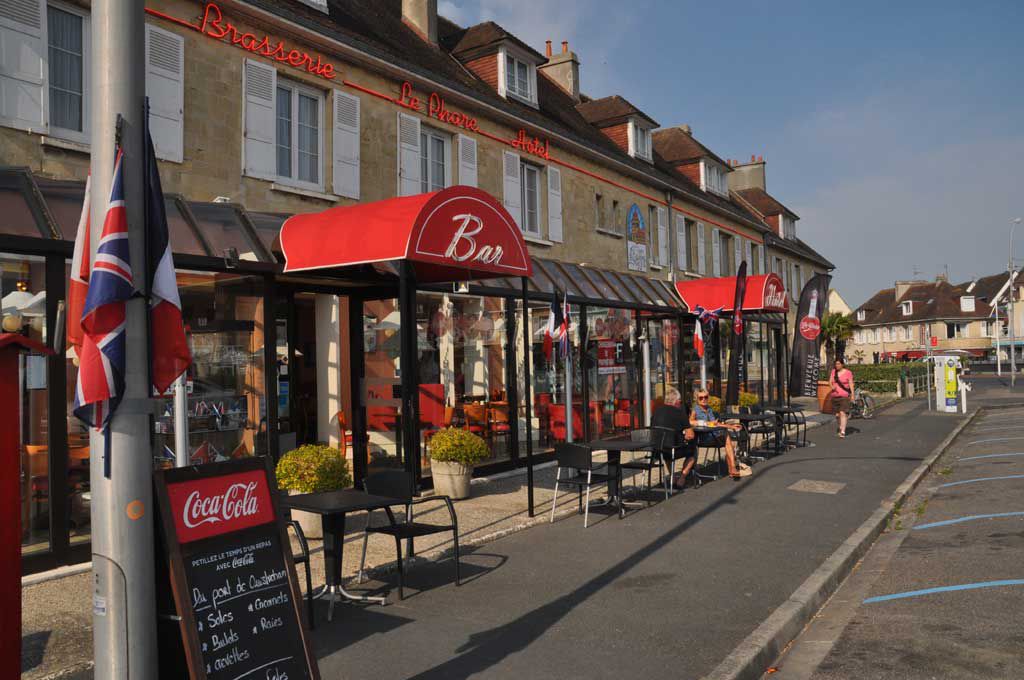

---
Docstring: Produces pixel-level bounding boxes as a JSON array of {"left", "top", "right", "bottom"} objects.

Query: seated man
[
  {"left": 690, "top": 389, "right": 751, "bottom": 479},
  {"left": 650, "top": 388, "right": 697, "bottom": 489}
]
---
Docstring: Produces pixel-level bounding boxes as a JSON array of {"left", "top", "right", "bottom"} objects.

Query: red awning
[
  {"left": 280, "top": 186, "right": 533, "bottom": 282},
  {"left": 674, "top": 273, "right": 788, "bottom": 313}
]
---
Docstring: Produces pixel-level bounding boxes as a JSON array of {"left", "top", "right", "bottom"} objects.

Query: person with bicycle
[{"left": 830, "top": 358, "right": 855, "bottom": 438}]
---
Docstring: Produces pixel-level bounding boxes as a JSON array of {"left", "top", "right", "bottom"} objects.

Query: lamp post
[{"left": 1010, "top": 218, "right": 1021, "bottom": 387}]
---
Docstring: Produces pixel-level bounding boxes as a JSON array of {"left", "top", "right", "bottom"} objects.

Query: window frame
[
  {"left": 594, "top": 192, "right": 604, "bottom": 231},
  {"left": 274, "top": 78, "right": 325, "bottom": 191},
  {"left": 519, "top": 161, "right": 541, "bottom": 236},
  {"left": 856, "top": 309, "right": 866, "bottom": 321},
  {"left": 901, "top": 300, "right": 912, "bottom": 316},
  {"left": 701, "top": 160, "right": 729, "bottom": 197},
  {"left": 629, "top": 118, "right": 653, "bottom": 162},
  {"left": 46, "top": 1, "right": 91, "bottom": 144},
  {"left": 500, "top": 46, "right": 538, "bottom": 107},
  {"left": 418, "top": 125, "right": 451, "bottom": 194}
]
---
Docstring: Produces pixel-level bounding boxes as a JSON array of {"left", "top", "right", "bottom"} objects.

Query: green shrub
[
  {"left": 707, "top": 396, "right": 723, "bottom": 414},
  {"left": 275, "top": 444, "right": 352, "bottom": 493},
  {"left": 738, "top": 391, "right": 759, "bottom": 408},
  {"left": 428, "top": 427, "right": 490, "bottom": 466},
  {"left": 820, "top": 362, "right": 926, "bottom": 382}
]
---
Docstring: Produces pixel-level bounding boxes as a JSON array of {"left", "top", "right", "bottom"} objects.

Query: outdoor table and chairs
[
  {"left": 281, "top": 487, "right": 400, "bottom": 622},
  {"left": 550, "top": 442, "right": 623, "bottom": 527},
  {"left": 692, "top": 424, "right": 730, "bottom": 482},
  {"left": 764, "top": 404, "right": 807, "bottom": 449},
  {"left": 734, "top": 412, "right": 779, "bottom": 460}
]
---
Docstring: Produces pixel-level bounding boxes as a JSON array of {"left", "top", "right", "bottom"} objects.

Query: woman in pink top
[{"left": 829, "top": 358, "right": 855, "bottom": 438}]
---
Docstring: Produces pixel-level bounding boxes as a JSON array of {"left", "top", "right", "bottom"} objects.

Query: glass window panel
[
  {"left": 561, "top": 263, "right": 600, "bottom": 300},
  {"left": 537, "top": 260, "right": 581, "bottom": 298},
  {"left": 431, "top": 136, "right": 445, "bottom": 190},
  {"left": 601, "top": 271, "right": 641, "bottom": 305},
  {"left": 419, "top": 132, "right": 429, "bottom": 193},
  {"left": 516, "top": 61, "right": 528, "bottom": 97},
  {"left": 0, "top": 172, "right": 48, "bottom": 238},
  {"left": 297, "top": 93, "right": 319, "bottom": 184},
  {"left": 505, "top": 55, "right": 515, "bottom": 91},
  {"left": 48, "top": 7, "right": 84, "bottom": 132},
  {"left": 579, "top": 267, "right": 622, "bottom": 302},
  {"left": 246, "top": 212, "right": 287, "bottom": 256},
  {"left": 188, "top": 202, "right": 262, "bottom": 261},
  {"left": 276, "top": 86, "right": 292, "bottom": 178},
  {"left": 633, "top": 275, "right": 666, "bottom": 306},
  {"left": 34, "top": 177, "right": 85, "bottom": 240}
]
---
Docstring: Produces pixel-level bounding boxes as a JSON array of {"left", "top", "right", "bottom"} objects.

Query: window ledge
[
  {"left": 271, "top": 182, "right": 338, "bottom": 202},
  {"left": 506, "top": 91, "right": 539, "bottom": 109},
  {"left": 41, "top": 136, "right": 90, "bottom": 154},
  {"left": 680, "top": 270, "right": 702, "bottom": 279},
  {"left": 649, "top": 264, "right": 664, "bottom": 271},
  {"left": 523, "top": 234, "right": 553, "bottom": 247},
  {"left": 595, "top": 228, "right": 623, "bottom": 239}
]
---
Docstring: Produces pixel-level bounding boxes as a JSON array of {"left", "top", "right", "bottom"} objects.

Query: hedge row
[{"left": 819, "top": 362, "right": 927, "bottom": 382}]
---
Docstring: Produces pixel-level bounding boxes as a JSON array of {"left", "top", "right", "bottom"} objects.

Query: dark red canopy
[
  {"left": 675, "top": 273, "right": 788, "bottom": 313},
  {"left": 280, "top": 185, "right": 533, "bottom": 283}
]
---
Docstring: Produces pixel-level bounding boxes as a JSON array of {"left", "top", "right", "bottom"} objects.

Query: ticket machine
[{"left": 932, "top": 355, "right": 961, "bottom": 413}]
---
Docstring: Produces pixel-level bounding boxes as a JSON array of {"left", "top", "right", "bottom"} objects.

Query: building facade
[{"left": 1, "top": 0, "right": 832, "bottom": 572}]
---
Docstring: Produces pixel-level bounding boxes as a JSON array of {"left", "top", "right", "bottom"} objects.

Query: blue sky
[{"left": 438, "top": 0, "right": 1024, "bottom": 306}]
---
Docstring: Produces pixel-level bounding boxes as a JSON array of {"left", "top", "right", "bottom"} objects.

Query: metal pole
[
  {"left": 996, "top": 300, "right": 1002, "bottom": 376},
  {"left": 89, "top": 0, "right": 157, "bottom": 676},
  {"left": 1010, "top": 219, "right": 1020, "bottom": 387},
  {"left": 565, "top": 303, "right": 573, "bottom": 444},
  {"left": 520, "top": 278, "right": 534, "bottom": 517},
  {"left": 173, "top": 373, "right": 189, "bottom": 467},
  {"left": 642, "top": 329, "right": 652, "bottom": 426}
]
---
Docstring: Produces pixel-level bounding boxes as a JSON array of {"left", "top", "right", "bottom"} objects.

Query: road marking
[
  {"left": 788, "top": 479, "right": 846, "bottom": 495},
  {"left": 939, "top": 474, "right": 1024, "bottom": 489},
  {"left": 959, "top": 452, "right": 1024, "bottom": 462},
  {"left": 965, "top": 437, "right": 1024, "bottom": 447},
  {"left": 967, "top": 426, "right": 1024, "bottom": 433},
  {"left": 913, "top": 512, "right": 1024, "bottom": 530},
  {"left": 864, "top": 580, "right": 1024, "bottom": 604}
]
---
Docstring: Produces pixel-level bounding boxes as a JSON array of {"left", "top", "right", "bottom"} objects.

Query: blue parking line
[
  {"left": 864, "top": 580, "right": 1024, "bottom": 603},
  {"left": 913, "top": 512, "right": 1024, "bottom": 530},
  {"left": 939, "top": 475, "right": 1024, "bottom": 489},
  {"left": 959, "top": 452, "right": 1024, "bottom": 462},
  {"left": 966, "top": 437, "right": 1024, "bottom": 447}
]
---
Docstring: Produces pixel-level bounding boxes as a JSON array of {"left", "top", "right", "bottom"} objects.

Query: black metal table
[
  {"left": 691, "top": 424, "right": 730, "bottom": 480},
  {"left": 281, "top": 488, "right": 400, "bottom": 621},
  {"left": 764, "top": 405, "right": 806, "bottom": 448},
  {"left": 586, "top": 436, "right": 653, "bottom": 508},
  {"left": 733, "top": 413, "right": 778, "bottom": 459}
]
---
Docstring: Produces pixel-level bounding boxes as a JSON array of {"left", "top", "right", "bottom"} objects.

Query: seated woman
[{"left": 690, "top": 389, "right": 751, "bottom": 479}]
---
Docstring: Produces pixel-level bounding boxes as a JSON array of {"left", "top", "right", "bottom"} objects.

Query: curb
[{"left": 701, "top": 405, "right": 979, "bottom": 680}]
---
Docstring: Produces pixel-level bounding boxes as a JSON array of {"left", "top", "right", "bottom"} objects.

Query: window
[
  {"left": 983, "top": 320, "right": 994, "bottom": 337},
  {"left": 903, "top": 325, "right": 911, "bottom": 340},
  {"left": 782, "top": 215, "right": 796, "bottom": 239},
  {"left": 901, "top": 301, "right": 913, "bottom": 316},
  {"left": 47, "top": 4, "right": 88, "bottom": 139},
  {"left": 702, "top": 161, "right": 728, "bottom": 197},
  {"left": 275, "top": 80, "right": 323, "bottom": 186},
  {"left": 649, "top": 205, "right": 659, "bottom": 265},
  {"left": 610, "top": 199, "right": 621, "bottom": 234},
  {"left": 594, "top": 193, "right": 604, "bottom": 230},
  {"left": 960, "top": 296, "right": 975, "bottom": 312},
  {"left": 719, "top": 232, "right": 732, "bottom": 275},
  {"left": 419, "top": 127, "right": 449, "bottom": 193},
  {"left": 630, "top": 120, "right": 652, "bottom": 161},
  {"left": 946, "top": 322, "right": 967, "bottom": 339},
  {"left": 504, "top": 52, "right": 535, "bottom": 103},
  {"left": 520, "top": 163, "right": 540, "bottom": 235},
  {"left": 857, "top": 310, "right": 866, "bottom": 321}
]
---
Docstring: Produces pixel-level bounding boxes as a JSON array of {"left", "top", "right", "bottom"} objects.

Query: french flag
[
  {"left": 145, "top": 129, "right": 191, "bottom": 394},
  {"left": 543, "top": 292, "right": 564, "bottom": 361},
  {"left": 66, "top": 175, "right": 91, "bottom": 358},
  {"left": 694, "top": 319, "right": 705, "bottom": 359}
]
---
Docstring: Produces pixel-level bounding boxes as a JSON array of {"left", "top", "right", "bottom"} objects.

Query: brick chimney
[
  {"left": 895, "top": 279, "right": 927, "bottom": 299},
  {"left": 402, "top": 0, "right": 437, "bottom": 45},
  {"left": 727, "top": 155, "right": 766, "bottom": 192},
  {"left": 538, "top": 39, "right": 581, "bottom": 102}
]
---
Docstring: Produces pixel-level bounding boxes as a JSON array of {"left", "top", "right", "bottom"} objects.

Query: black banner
[
  {"left": 726, "top": 261, "right": 748, "bottom": 406},
  {"left": 788, "top": 273, "right": 832, "bottom": 397}
]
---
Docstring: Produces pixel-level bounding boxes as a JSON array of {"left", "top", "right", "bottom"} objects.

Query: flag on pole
[
  {"left": 559, "top": 292, "right": 570, "bottom": 357},
  {"left": 67, "top": 175, "right": 91, "bottom": 358},
  {"left": 694, "top": 317, "right": 705, "bottom": 358},
  {"left": 726, "top": 261, "right": 748, "bottom": 406},
  {"left": 543, "top": 292, "right": 564, "bottom": 361},
  {"left": 145, "top": 129, "right": 191, "bottom": 394},
  {"left": 74, "top": 148, "right": 132, "bottom": 477}
]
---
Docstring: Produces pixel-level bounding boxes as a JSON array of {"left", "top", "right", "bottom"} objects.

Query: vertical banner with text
[
  {"left": 726, "top": 262, "right": 748, "bottom": 406},
  {"left": 788, "top": 273, "right": 832, "bottom": 397}
]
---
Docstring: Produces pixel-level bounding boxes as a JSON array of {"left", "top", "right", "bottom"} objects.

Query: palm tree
[{"left": 821, "top": 312, "right": 854, "bottom": 368}]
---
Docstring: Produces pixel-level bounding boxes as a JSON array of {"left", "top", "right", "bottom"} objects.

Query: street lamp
[{"left": 1010, "top": 218, "right": 1021, "bottom": 387}]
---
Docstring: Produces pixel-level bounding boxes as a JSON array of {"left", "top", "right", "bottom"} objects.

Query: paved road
[
  {"left": 770, "top": 398, "right": 1024, "bottom": 680},
  {"left": 312, "top": 400, "right": 963, "bottom": 679}
]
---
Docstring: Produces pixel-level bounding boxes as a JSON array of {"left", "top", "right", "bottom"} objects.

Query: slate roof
[
  {"left": 652, "top": 126, "right": 729, "bottom": 168},
  {"left": 735, "top": 188, "right": 798, "bottom": 219},
  {"left": 853, "top": 279, "right": 995, "bottom": 326},
  {"left": 763, "top": 232, "right": 835, "bottom": 270},
  {"left": 443, "top": 21, "right": 546, "bottom": 61},
  {"left": 576, "top": 95, "right": 659, "bottom": 128}
]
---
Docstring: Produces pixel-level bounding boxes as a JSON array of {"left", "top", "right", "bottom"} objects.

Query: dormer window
[
  {"left": 960, "top": 296, "right": 975, "bottom": 312},
  {"left": 499, "top": 46, "right": 537, "bottom": 106},
  {"left": 901, "top": 301, "right": 913, "bottom": 316},
  {"left": 629, "top": 119, "right": 652, "bottom": 162},
  {"left": 781, "top": 214, "right": 796, "bottom": 240},
  {"left": 857, "top": 309, "right": 866, "bottom": 321},
  {"left": 701, "top": 161, "right": 729, "bottom": 197}
]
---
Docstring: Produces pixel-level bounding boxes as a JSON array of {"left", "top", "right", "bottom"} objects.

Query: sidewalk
[{"left": 22, "top": 405, "right": 838, "bottom": 679}]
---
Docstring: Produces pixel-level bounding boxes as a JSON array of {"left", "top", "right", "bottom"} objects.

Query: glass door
[{"left": 362, "top": 297, "right": 405, "bottom": 476}]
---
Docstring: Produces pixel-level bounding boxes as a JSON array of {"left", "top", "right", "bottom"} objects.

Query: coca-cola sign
[
  {"left": 167, "top": 469, "right": 275, "bottom": 543},
  {"left": 799, "top": 316, "right": 821, "bottom": 340},
  {"left": 763, "top": 279, "right": 787, "bottom": 311}
]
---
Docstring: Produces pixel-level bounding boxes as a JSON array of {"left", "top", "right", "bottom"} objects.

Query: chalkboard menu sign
[{"left": 154, "top": 457, "right": 320, "bottom": 680}]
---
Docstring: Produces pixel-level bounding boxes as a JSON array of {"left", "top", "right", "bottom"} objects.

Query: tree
[
  {"left": 822, "top": 312, "right": 854, "bottom": 368},
  {"left": 851, "top": 349, "right": 866, "bottom": 364}
]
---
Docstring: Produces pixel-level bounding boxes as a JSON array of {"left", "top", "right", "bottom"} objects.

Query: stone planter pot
[
  {"left": 430, "top": 460, "right": 473, "bottom": 500},
  {"left": 288, "top": 489, "right": 323, "bottom": 539},
  {"left": 817, "top": 380, "right": 833, "bottom": 412}
]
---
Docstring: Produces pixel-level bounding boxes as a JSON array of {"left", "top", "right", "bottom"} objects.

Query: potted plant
[
  {"left": 275, "top": 443, "right": 352, "bottom": 539},
  {"left": 428, "top": 427, "right": 490, "bottom": 500}
]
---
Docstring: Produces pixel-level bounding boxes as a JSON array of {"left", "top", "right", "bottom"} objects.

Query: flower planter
[
  {"left": 288, "top": 489, "right": 323, "bottom": 539},
  {"left": 817, "top": 380, "right": 833, "bottom": 413},
  {"left": 431, "top": 460, "right": 473, "bottom": 500}
]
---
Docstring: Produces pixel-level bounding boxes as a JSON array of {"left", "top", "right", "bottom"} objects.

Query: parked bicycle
[{"left": 850, "top": 388, "right": 875, "bottom": 419}]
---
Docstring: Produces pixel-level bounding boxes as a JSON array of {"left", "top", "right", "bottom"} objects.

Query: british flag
[{"left": 74, "top": 148, "right": 133, "bottom": 477}]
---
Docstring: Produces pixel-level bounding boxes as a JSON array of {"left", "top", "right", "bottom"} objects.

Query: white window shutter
[
  {"left": 745, "top": 240, "right": 753, "bottom": 272},
  {"left": 734, "top": 237, "right": 742, "bottom": 273},
  {"left": 711, "top": 227, "right": 721, "bottom": 276},
  {"left": 145, "top": 25, "right": 184, "bottom": 163},
  {"left": 502, "top": 150, "right": 522, "bottom": 229},
  {"left": 397, "top": 112, "right": 421, "bottom": 196},
  {"left": 674, "top": 213, "right": 687, "bottom": 271},
  {"left": 243, "top": 58, "right": 276, "bottom": 179},
  {"left": 458, "top": 134, "right": 477, "bottom": 187},
  {"left": 657, "top": 207, "right": 669, "bottom": 266},
  {"left": 0, "top": 0, "right": 46, "bottom": 131},
  {"left": 547, "top": 166, "right": 563, "bottom": 242},
  {"left": 331, "top": 89, "right": 360, "bottom": 198},
  {"left": 697, "top": 222, "right": 706, "bottom": 274},
  {"left": 760, "top": 245, "right": 767, "bottom": 276}
]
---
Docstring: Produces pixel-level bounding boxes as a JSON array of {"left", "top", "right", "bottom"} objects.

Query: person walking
[{"left": 829, "top": 358, "right": 855, "bottom": 438}]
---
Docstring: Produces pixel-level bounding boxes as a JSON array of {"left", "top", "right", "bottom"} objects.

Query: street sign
[
  {"left": 154, "top": 457, "right": 319, "bottom": 680},
  {"left": 930, "top": 336, "right": 938, "bottom": 347}
]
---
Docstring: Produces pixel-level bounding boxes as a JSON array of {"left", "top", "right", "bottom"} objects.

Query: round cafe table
[{"left": 691, "top": 424, "right": 729, "bottom": 481}]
